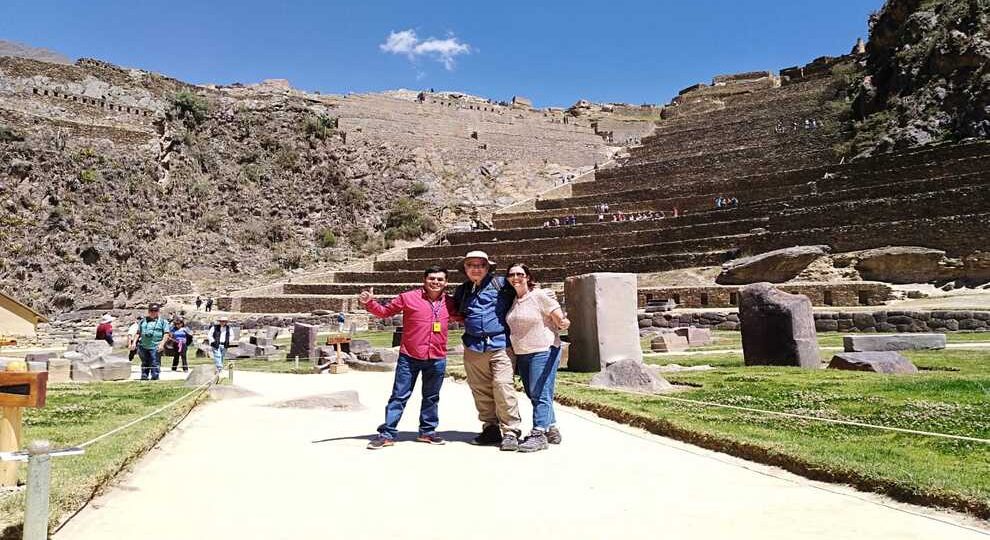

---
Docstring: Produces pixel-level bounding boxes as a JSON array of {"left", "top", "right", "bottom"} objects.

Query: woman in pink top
[
  {"left": 360, "top": 266, "right": 460, "bottom": 449},
  {"left": 505, "top": 263, "right": 570, "bottom": 453}
]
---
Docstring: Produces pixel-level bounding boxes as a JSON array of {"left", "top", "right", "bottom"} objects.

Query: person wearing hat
[
  {"left": 453, "top": 250, "right": 522, "bottom": 451},
  {"left": 133, "top": 303, "right": 172, "bottom": 381},
  {"left": 207, "top": 316, "right": 233, "bottom": 372},
  {"left": 95, "top": 313, "right": 115, "bottom": 346}
]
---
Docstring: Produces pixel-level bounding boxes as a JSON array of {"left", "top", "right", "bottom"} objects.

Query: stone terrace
[{"left": 221, "top": 65, "right": 990, "bottom": 314}]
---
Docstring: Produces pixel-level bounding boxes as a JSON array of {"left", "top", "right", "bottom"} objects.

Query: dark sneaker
[
  {"left": 546, "top": 425, "right": 562, "bottom": 445},
  {"left": 518, "top": 430, "right": 549, "bottom": 453},
  {"left": 416, "top": 433, "right": 446, "bottom": 445},
  {"left": 470, "top": 425, "right": 502, "bottom": 446},
  {"left": 500, "top": 433, "right": 520, "bottom": 452},
  {"left": 366, "top": 436, "right": 394, "bottom": 450}
]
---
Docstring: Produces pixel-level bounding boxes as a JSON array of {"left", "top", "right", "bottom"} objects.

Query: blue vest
[{"left": 455, "top": 275, "right": 513, "bottom": 352}]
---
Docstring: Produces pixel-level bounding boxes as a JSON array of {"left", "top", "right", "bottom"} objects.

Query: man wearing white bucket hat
[
  {"left": 453, "top": 250, "right": 522, "bottom": 451},
  {"left": 96, "top": 313, "right": 115, "bottom": 346}
]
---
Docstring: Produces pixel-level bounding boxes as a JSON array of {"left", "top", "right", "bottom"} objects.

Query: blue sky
[{"left": 0, "top": 0, "right": 884, "bottom": 108}]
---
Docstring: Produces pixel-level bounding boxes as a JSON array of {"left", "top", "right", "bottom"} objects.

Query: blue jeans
[
  {"left": 516, "top": 346, "right": 560, "bottom": 430},
  {"left": 212, "top": 346, "right": 226, "bottom": 371},
  {"left": 378, "top": 354, "right": 447, "bottom": 440},
  {"left": 138, "top": 347, "right": 161, "bottom": 380}
]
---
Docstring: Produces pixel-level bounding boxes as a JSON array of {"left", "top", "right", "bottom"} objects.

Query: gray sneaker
[
  {"left": 546, "top": 425, "right": 562, "bottom": 445},
  {"left": 519, "top": 430, "right": 549, "bottom": 453},
  {"left": 500, "top": 433, "right": 520, "bottom": 452}
]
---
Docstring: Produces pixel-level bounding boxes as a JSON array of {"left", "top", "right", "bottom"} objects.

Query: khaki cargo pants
[{"left": 463, "top": 347, "right": 521, "bottom": 436}]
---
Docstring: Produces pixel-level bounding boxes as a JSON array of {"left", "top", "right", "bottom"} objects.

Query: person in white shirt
[{"left": 207, "top": 316, "right": 234, "bottom": 372}]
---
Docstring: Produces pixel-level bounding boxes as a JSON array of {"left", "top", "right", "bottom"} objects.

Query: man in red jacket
[{"left": 360, "top": 266, "right": 461, "bottom": 449}]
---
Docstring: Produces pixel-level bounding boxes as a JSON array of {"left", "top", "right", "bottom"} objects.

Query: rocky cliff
[
  {"left": 851, "top": 0, "right": 989, "bottom": 154},
  {"left": 0, "top": 55, "right": 625, "bottom": 314}
]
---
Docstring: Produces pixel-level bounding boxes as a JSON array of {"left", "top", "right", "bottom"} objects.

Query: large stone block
[
  {"left": 101, "top": 356, "right": 132, "bottom": 380},
  {"left": 72, "top": 340, "right": 112, "bottom": 361},
  {"left": 289, "top": 322, "right": 319, "bottom": 361},
  {"left": 590, "top": 359, "right": 672, "bottom": 393},
  {"left": 564, "top": 273, "right": 642, "bottom": 372},
  {"left": 186, "top": 365, "right": 217, "bottom": 386},
  {"left": 716, "top": 245, "right": 828, "bottom": 285},
  {"left": 827, "top": 352, "right": 918, "bottom": 374},
  {"left": 739, "top": 283, "right": 821, "bottom": 369},
  {"left": 70, "top": 359, "right": 96, "bottom": 382},
  {"left": 843, "top": 334, "right": 946, "bottom": 352},
  {"left": 674, "top": 327, "right": 713, "bottom": 346},
  {"left": 47, "top": 358, "right": 71, "bottom": 383},
  {"left": 650, "top": 333, "right": 689, "bottom": 352}
]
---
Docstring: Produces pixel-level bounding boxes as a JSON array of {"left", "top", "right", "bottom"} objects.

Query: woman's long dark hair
[{"left": 507, "top": 263, "right": 537, "bottom": 291}]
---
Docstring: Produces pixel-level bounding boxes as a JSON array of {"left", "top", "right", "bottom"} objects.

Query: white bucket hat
[
  {"left": 461, "top": 250, "right": 496, "bottom": 271},
  {"left": 100, "top": 314, "right": 114, "bottom": 323}
]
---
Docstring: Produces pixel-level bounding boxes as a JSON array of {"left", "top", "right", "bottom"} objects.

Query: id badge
[{"left": 432, "top": 321, "right": 441, "bottom": 333}]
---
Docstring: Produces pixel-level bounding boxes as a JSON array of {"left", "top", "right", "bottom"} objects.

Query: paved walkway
[{"left": 55, "top": 371, "right": 989, "bottom": 540}]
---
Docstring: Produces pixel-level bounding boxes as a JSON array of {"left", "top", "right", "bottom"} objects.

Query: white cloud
[{"left": 380, "top": 29, "right": 471, "bottom": 71}]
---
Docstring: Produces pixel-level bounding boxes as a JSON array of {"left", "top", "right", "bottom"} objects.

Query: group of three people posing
[{"left": 359, "top": 250, "right": 569, "bottom": 453}]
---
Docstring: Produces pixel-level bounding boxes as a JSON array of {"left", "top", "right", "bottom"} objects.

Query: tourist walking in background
[
  {"left": 127, "top": 316, "right": 141, "bottom": 362},
  {"left": 96, "top": 313, "right": 114, "bottom": 346},
  {"left": 505, "top": 263, "right": 570, "bottom": 452},
  {"left": 195, "top": 295, "right": 203, "bottom": 310},
  {"left": 168, "top": 318, "right": 193, "bottom": 372},
  {"left": 207, "top": 316, "right": 233, "bottom": 372},
  {"left": 453, "top": 250, "right": 522, "bottom": 451},
  {"left": 205, "top": 297, "right": 214, "bottom": 312},
  {"left": 133, "top": 303, "right": 171, "bottom": 381},
  {"left": 359, "top": 267, "right": 461, "bottom": 450},
  {"left": 336, "top": 312, "right": 346, "bottom": 333}
]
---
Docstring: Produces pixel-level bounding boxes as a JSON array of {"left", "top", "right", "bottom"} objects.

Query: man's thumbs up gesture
[{"left": 358, "top": 287, "right": 375, "bottom": 305}]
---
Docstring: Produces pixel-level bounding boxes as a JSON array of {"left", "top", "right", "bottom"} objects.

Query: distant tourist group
[
  {"left": 359, "top": 250, "right": 569, "bottom": 453},
  {"left": 714, "top": 195, "right": 740, "bottom": 209},
  {"left": 95, "top": 299, "right": 232, "bottom": 381}
]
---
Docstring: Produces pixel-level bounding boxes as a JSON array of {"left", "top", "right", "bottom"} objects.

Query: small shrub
[
  {"left": 317, "top": 228, "right": 337, "bottom": 248},
  {"left": 340, "top": 184, "right": 367, "bottom": 209},
  {"left": 383, "top": 197, "right": 437, "bottom": 241},
  {"left": 409, "top": 181, "right": 428, "bottom": 196},
  {"left": 79, "top": 169, "right": 102, "bottom": 183},
  {"left": 0, "top": 125, "right": 24, "bottom": 142},
  {"left": 169, "top": 90, "right": 209, "bottom": 126},
  {"left": 302, "top": 114, "right": 338, "bottom": 140}
]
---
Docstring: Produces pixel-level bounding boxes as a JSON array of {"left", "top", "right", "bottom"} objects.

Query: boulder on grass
[
  {"left": 716, "top": 245, "right": 829, "bottom": 285},
  {"left": 843, "top": 334, "right": 946, "bottom": 352},
  {"left": 739, "top": 283, "right": 820, "bottom": 369},
  {"left": 590, "top": 359, "right": 672, "bottom": 393},
  {"left": 369, "top": 348, "right": 400, "bottom": 364},
  {"left": 827, "top": 352, "right": 918, "bottom": 374},
  {"left": 650, "top": 333, "right": 689, "bottom": 353},
  {"left": 186, "top": 365, "right": 218, "bottom": 386},
  {"left": 674, "top": 327, "right": 713, "bottom": 346}
]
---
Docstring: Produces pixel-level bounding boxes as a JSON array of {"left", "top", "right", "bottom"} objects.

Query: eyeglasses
[{"left": 507, "top": 272, "right": 527, "bottom": 277}]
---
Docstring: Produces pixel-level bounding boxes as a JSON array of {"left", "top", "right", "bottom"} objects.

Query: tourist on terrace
[
  {"left": 207, "top": 316, "right": 233, "bottom": 373},
  {"left": 167, "top": 318, "right": 193, "bottom": 372},
  {"left": 336, "top": 312, "right": 346, "bottom": 333},
  {"left": 132, "top": 303, "right": 171, "bottom": 381},
  {"left": 505, "top": 263, "right": 569, "bottom": 452},
  {"left": 195, "top": 295, "right": 203, "bottom": 310},
  {"left": 205, "top": 297, "right": 214, "bottom": 312},
  {"left": 359, "top": 267, "right": 460, "bottom": 450},
  {"left": 454, "top": 250, "right": 522, "bottom": 451},
  {"left": 95, "top": 313, "right": 114, "bottom": 346}
]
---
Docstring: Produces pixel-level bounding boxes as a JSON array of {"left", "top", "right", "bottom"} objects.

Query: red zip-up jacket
[{"left": 363, "top": 289, "right": 462, "bottom": 360}]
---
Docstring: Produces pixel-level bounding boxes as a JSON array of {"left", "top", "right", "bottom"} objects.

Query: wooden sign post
[{"left": 0, "top": 370, "right": 48, "bottom": 487}]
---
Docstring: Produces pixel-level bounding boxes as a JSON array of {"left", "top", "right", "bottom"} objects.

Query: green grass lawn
[
  {"left": 0, "top": 381, "right": 206, "bottom": 536},
  {"left": 641, "top": 330, "right": 990, "bottom": 353},
  {"left": 554, "top": 349, "right": 990, "bottom": 518}
]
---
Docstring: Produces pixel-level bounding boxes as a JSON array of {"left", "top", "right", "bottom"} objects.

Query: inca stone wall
[{"left": 638, "top": 309, "right": 990, "bottom": 333}]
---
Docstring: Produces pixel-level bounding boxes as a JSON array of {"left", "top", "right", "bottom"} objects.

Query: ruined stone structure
[{"left": 220, "top": 56, "right": 990, "bottom": 322}]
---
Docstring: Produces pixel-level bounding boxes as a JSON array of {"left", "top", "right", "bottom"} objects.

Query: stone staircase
[{"left": 219, "top": 66, "right": 990, "bottom": 314}]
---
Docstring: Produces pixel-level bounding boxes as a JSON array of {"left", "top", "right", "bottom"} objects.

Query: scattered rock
[
  {"left": 843, "top": 333, "right": 946, "bottom": 352},
  {"left": 827, "top": 352, "right": 918, "bottom": 374},
  {"left": 673, "top": 327, "right": 713, "bottom": 346},
  {"left": 590, "top": 359, "right": 672, "bottom": 393},
  {"left": 650, "top": 333, "right": 689, "bottom": 353},
  {"left": 369, "top": 348, "right": 399, "bottom": 364},
  {"left": 185, "top": 365, "right": 217, "bottom": 386},
  {"left": 270, "top": 391, "right": 364, "bottom": 410}
]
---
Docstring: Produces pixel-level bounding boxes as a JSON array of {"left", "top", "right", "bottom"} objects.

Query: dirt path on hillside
[{"left": 55, "top": 371, "right": 989, "bottom": 540}]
